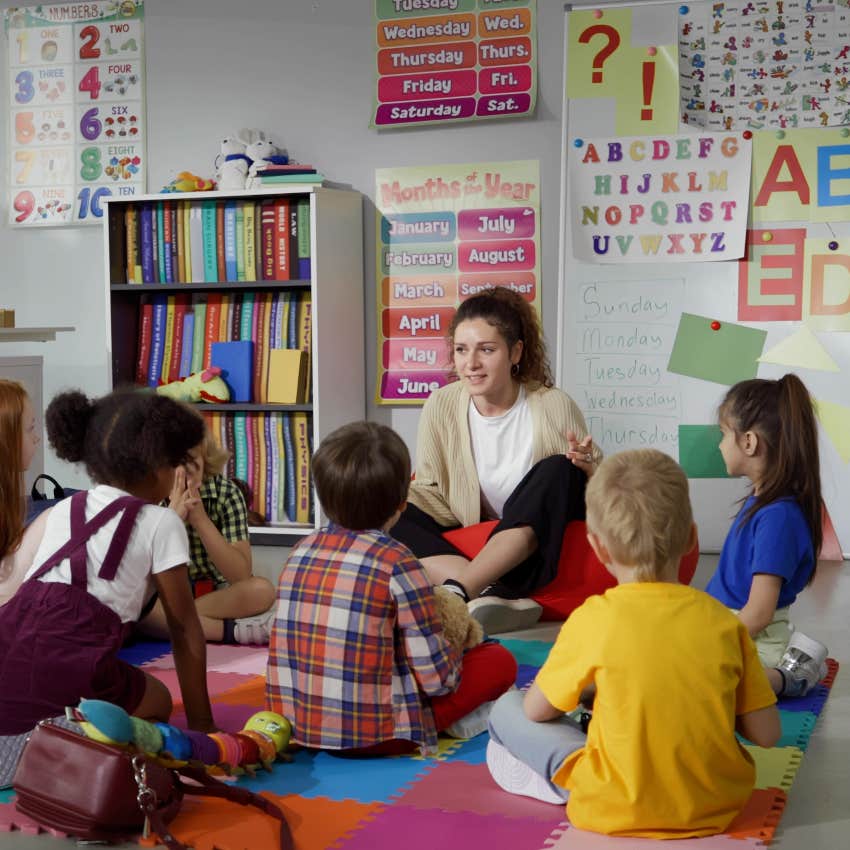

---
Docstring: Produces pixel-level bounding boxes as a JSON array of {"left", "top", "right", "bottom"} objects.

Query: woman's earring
[{"left": 511, "top": 363, "right": 520, "bottom": 376}]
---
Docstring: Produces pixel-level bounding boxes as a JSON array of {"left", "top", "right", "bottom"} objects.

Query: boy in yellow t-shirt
[{"left": 486, "top": 449, "right": 780, "bottom": 839}]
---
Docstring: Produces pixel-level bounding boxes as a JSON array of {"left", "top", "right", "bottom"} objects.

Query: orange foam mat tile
[
  {"left": 725, "top": 788, "right": 788, "bottom": 843},
  {"left": 745, "top": 745, "right": 804, "bottom": 792},
  {"left": 213, "top": 675, "right": 267, "bottom": 707},
  {"left": 140, "top": 793, "right": 382, "bottom": 850}
]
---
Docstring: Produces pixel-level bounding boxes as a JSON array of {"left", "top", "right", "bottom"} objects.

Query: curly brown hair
[
  {"left": 0, "top": 379, "right": 27, "bottom": 560},
  {"left": 448, "top": 287, "right": 553, "bottom": 387}
]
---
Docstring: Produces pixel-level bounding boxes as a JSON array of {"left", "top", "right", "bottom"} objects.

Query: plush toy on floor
[
  {"left": 156, "top": 367, "right": 230, "bottom": 404},
  {"left": 433, "top": 585, "right": 484, "bottom": 652},
  {"left": 70, "top": 699, "right": 293, "bottom": 775}
]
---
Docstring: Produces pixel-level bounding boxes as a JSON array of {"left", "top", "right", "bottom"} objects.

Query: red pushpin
[
  {"left": 742, "top": 130, "right": 753, "bottom": 139},
  {"left": 710, "top": 320, "right": 721, "bottom": 331}
]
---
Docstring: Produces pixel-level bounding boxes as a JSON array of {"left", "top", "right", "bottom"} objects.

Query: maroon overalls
[{"left": 0, "top": 491, "right": 147, "bottom": 735}]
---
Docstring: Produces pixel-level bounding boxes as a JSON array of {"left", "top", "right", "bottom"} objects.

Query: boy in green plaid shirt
[{"left": 139, "top": 419, "right": 275, "bottom": 645}]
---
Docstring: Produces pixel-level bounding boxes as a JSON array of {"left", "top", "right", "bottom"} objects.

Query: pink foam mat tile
[
  {"left": 148, "top": 668, "right": 258, "bottom": 703},
  {"left": 0, "top": 801, "right": 70, "bottom": 838},
  {"left": 333, "top": 804, "right": 562, "bottom": 850},
  {"left": 145, "top": 644, "right": 269, "bottom": 676},
  {"left": 171, "top": 700, "right": 260, "bottom": 733},
  {"left": 541, "top": 824, "right": 762, "bottom": 849},
  {"left": 394, "top": 759, "right": 565, "bottom": 823}
]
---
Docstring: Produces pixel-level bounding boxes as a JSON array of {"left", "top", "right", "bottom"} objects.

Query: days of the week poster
[
  {"left": 4, "top": 0, "right": 145, "bottom": 226},
  {"left": 376, "top": 160, "right": 540, "bottom": 404},
  {"left": 372, "top": 0, "right": 537, "bottom": 129}
]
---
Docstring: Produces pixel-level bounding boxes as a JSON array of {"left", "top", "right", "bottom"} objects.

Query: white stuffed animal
[
  {"left": 246, "top": 139, "right": 281, "bottom": 177},
  {"left": 215, "top": 137, "right": 250, "bottom": 190}
]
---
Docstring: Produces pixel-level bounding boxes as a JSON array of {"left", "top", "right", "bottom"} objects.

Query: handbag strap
[
  {"left": 143, "top": 764, "right": 294, "bottom": 850},
  {"left": 30, "top": 473, "right": 65, "bottom": 501}
]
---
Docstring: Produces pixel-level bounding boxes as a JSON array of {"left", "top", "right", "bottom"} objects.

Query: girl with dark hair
[
  {"left": 707, "top": 373, "right": 829, "bottom": 698},
  {"left": 392, "top": 287, "right": 600, "bottom": 634},
  {"left": 0, "top": 379, "right": 42, "bottom": 605},
  {"left": 0, "top": 388, "right": 214, "bottom": 735}
]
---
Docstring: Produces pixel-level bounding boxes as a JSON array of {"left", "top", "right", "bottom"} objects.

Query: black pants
[{"left": 392, "top": 455, "right": 587, "bottom": 596}]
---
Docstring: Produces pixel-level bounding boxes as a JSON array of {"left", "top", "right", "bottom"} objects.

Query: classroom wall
[{"left": 0, "top": 0, "right": 567, "bottom": 487}]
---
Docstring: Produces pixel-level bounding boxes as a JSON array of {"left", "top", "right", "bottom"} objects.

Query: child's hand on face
[
  {"left": 168, "top": 467, "right": 200, "bottom": 521},
  {"left": 184, "top": 479, "right": 208, "bottom": 527}
]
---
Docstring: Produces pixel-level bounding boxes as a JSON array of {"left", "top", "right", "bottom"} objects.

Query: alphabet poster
[
  {"left": 372, "top": 0, "right": 537, "bottom": 129},
  {"left": 375, "top": 159, "right": 540, "bottom": 404},
  {"left": 569, "top": 132, "right": 752, "bottom": 262},
  {"left": 4, "top": 1, "right": 146, "bottom": 227}
]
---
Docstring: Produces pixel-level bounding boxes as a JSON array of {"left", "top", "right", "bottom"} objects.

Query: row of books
[
  {"left": 113, "top": 197, "right": 311, "bottom": 284},
  {"left": 135, "top": 289, "right": 312, "bottom": 403},
  {"left": 203, "top": 410, "right": 313, "bottom": 527},
  {"left": 246, "top": 163, "right": 325, "bottom": 189}
]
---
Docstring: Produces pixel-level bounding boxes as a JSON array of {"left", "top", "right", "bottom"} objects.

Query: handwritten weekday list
[{"left": 372, "top": 0, "right": 537, "bottom": 129}]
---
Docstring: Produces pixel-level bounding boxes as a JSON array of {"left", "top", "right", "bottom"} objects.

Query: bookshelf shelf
[
  {"left": 0, "top": 326, "right": 74, "bottom": 343},
  {"left": 103, "top": 186, "right": 364, "bottom": 542}
]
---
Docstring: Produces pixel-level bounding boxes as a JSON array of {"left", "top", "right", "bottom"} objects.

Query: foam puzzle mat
[{"left": 0, "top": 643, "right": 839, "bottom": 849}]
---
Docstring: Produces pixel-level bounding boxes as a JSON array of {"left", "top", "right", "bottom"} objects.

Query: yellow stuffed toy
[
  {"left": 156, "top": 367, "right": 230, "bottom": 403},
  {"left": 161, "top": 170, "right": 216, "bottom": 193}
]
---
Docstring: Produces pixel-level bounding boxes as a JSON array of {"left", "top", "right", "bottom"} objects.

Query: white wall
[{"left": 0, "top": 0, "right": 567, "bottom": 487}]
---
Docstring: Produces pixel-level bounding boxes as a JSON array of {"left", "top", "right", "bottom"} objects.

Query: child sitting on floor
[
  {"left": 487, "top": 449, "right": 780, "bottom": 838},
  {"left": 139, "top": 416, "right": 275, "bottom": 645},
  {"left": 266, "top": 421, "right": 517, "bottom": 755}
]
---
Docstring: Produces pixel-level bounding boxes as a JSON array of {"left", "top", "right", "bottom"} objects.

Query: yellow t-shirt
[{"left": 536, "top": 582, "right": 776, "bottom": 839}]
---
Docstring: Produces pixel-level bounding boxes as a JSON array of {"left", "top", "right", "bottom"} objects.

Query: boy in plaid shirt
[
  {"left": 140, "top": 419, "right": 275, "bottom": 645},
  {"left": 266, "top": 421, "right": 517, "bottom": 755}
]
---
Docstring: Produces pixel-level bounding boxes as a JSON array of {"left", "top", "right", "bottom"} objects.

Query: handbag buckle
[{"left": 132, "top": 754, "right": 156, "bottom": 839}]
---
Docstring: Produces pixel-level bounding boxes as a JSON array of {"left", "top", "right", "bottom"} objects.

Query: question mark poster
[
  {"left": 4, "top": 1, "right": 146, "bottom": 227},
  {"left": 372, "top": 0, "right": 537, "bottom": 129},
  {"left": 375, "top": 159, "right": 540, "bottom": 404},
  {"left": 567, "top": 6, "right": 678, "bottom": 136}
]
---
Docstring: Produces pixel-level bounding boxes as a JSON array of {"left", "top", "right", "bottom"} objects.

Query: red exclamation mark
[{"left": 641, "top": 60, "right": 655, "bottom": 121}]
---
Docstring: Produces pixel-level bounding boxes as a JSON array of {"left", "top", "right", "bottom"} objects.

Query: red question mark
[{"left": 578, "top": 25, "right": 621, "bottom": 83}]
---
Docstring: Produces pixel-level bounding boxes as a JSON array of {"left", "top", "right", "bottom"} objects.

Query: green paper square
[
  {"left": 679, "top": 425, "right": 730, "bottom": 478},
  {"left": 668, "top": 313, "right": 767, "bottom": 386}
]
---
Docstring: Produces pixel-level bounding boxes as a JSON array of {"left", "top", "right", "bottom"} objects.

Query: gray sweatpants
[{"left": 487, "top": 688, "right": 586, "bottom": 802}]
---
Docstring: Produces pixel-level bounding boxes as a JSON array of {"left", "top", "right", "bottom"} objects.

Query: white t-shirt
[
  {"left": 25, "top": 484, "right": 189, "bottom": 623},
  {"left": 468, "top": 386, "right": 534, "bottom": 519}
]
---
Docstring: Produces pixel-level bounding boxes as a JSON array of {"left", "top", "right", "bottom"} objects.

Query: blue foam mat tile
[
  {"left": 118, "top": 639, "right": 172, "bottom": 667},
  {"left": 499, "top": 639, "right": 554, "bottom": 668},
  {"left": 516, "top": 663, "right": 539, "bottom": 689},
  {"left": 0, "top": 789, "right": 14, "bottom": 804},
  {"left": 238, "top": 746, "right": 441, "bottom": 804},
  {"left": 776, "top": 684, "right": 830, "bottom": 714},
  {"left": 776, "top": 710, "right": 818, "bottom": 751},
  {"left": 441, "top": 733, "right": 489, "bottom": 765}
]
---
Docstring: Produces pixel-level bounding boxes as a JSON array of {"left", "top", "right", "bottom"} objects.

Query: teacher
[{"left": 392, "top": 287, "right": 601, "bottom": 634}]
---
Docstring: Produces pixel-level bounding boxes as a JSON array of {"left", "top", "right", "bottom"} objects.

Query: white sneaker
[
  {"left": 485, "top": 739, "right": 566, "bottom": 805},
  {"left": 777, "top": 631, "right": 829, "bottom": 697},
  {"left": 468, "top": 595, "right": 543, "bottom": 634},
  {"left": 444, "top": 700, "right": 495, "bottom": 739},
  {"left": 233, "top": 606, "right": 276, "bottom": 645}
]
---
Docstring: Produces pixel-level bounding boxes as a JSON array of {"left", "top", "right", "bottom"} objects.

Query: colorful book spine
[
  {"left": 135, "top": 297, "right": 153, "bottom": 384},
  {"left": 274, "top": 198, "right": 290, "bottom": 281},
  {"left": 297, "top": 197, "right": 311, "bottom": 279},
  {"left": 219, "top": 292, "right": 232, "bottom": 342},
  {"left": 254, "top": 200, "right": 264, "bottom": 281},
  {"left": 150, "top": 202, "right": 160, "bottom": 283},
  {"left": 224, "top": 414, "right": 236, "bottom": 479},
  {"left": 278, "top": 291, "right": 292, "bottom": 349},
  {"left": 293, "top": 411, "right": 312, "bottom": 523},
  {"left": 240, "top": 291, "right": 255, "bottom": 341},
  {"left": 191, "top": 294, "right": 207, "bottom": 373},
  {"left": 259, "top": 291, "right": 273, "bottom": 403},
  {"left": 201, "top": 200, "right": 218, "bottom": 282},
  {"left": 246, "top": 413, "right": 257, "bottom": 513},
  {"left": 179, "top": 310, "right": 195, "bottom": 378},
  {"left": 256, "top": 413, "right": 267, "bottom": 522},
  {"left": 260, "top": 200, "right": 276, "bottom": 280},
  {"left": 215, "top": 202, "right": 226, "bottom": 281},
  {"left": 289, "top": 203, "right": 298, "bottom": 280},
  {"left": 287, "top": 290, "right": 298, "bottom": 351},
  {"left": 275, "top": 414, "right": 286, "bottom": 524},
  {"left": 189, "top": 205, "right": 204, "bottom": 284},
  {"left": 175, "top": 201, "right": 186, "bottom": 283},
  {"left": 283, "top": 414, "right": 296, "bottom": 523},
  {"left": 156, "top": 203, "right": 166, "bottom": 283},
  {"left": 168, "top": 203, "right": 178, "bottom": 284},
  {"left": 140, "top": 204, "right": 154, "bottom": 283},
  {"left": 235, "top": 202, "right": 246, "bottom": 282},
  {"left": 264, "top": 414, "right": 275, "bottom": 523},
  {"left": 223, "top": 201, "right": 237, "bottom": 281},
  {"left": 297, "top": 292, "right": 313, "bottom": 400},
  {"left": 204, "top": 293, "right": 223, "bottom": 368},
  {"left": 161, "top": 295, "right": 176, "bottom": 383},
  {"left": 125, "top": 204, "right": 137, "bottom": 283},
  {"left": 148, "top": 295, "right": 168, "bottom": 387},
  {"left": 162, "top": 201, "right": 174, "bottom": 283},
  {"left": 231, "top": 294, "right": 243, "bottom": 342},
  {"left": 183, "top": 200, "right": 193, "bottom": 282},
  {"left": 168, "top": 295, "right": 189, "bottom": 381},
  {"left": 243, "top": 201, "right": 256, "bottom": 281},
  {"left": 233, "top": 412, "right": 248, "bottom": 481}
]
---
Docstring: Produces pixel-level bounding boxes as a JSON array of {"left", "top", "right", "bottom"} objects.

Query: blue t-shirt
[{"left": 706, "top": 496, "right": 815, "bottom": 610}]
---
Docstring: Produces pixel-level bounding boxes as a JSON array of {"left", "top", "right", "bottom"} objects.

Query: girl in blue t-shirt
[{"left": 706, "top": 373, "right": 827, "bottom": 698}]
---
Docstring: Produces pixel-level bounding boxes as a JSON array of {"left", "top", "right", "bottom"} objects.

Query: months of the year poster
[{"left": 4, "top": 1, "right": 146, "bottom": 226}]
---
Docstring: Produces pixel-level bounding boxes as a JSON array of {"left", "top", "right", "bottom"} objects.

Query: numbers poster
[
  {"left": 4, "top": 1, "right": 146, "bottom": 226},
  {"left": 376, "top": 159, "right": 540, "bottom": 404}
]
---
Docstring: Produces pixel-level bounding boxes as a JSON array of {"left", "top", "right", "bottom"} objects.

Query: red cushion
[{"left": 442, "top": 520, "right": 700, "bottom": 622}]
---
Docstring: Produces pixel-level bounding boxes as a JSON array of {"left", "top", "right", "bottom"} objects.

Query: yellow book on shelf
[
  {"left": 293, "top": 411, "right": 311, "bottom": 524},
  {"left": 243, "top": 201, "right": 256, "bottom": 280},
  {"left": 182, "top": 200, "right": 192, "bottom": 282},
  {"left": 161, "top": 295, "right": 176, "bottom": 383},
  {"left": 267, "top": 349, "right": 308, "bottom": 404}
]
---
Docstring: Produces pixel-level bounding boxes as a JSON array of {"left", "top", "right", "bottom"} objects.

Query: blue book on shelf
[
  {"left": 179, "top": 312, "right": 195, "bottom": 378},
  {"left": 147, "top": 295, "right": 168, "bottom": 387},
  {"left": 283, "top": 413, "right": 296, "bottom": 523},
  {"left": 223, "top": 201, "right": 237, "bottom": 281},
  {"left": 211, "top": 340, "right": 254, "bottom": 402},
  {"left": 156, "top": 203, "right": 166, "bottom": 283}
]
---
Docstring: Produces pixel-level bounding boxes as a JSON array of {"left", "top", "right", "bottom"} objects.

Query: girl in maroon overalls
[{"left": 0, "top": 388, "right": 214, "bottom": 735}]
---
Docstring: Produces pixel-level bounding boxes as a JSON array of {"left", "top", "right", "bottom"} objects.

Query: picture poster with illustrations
[
  {"left": 375, "top": 159, "right": 540, "bottom": 404},
  {"left": 679, "top": 0, "right": 850, "bottom": 131},
  {"left": 371, "top": 0, "right": 537, "bottom": 129},
  {"left": 569, "top": 131, "right": 752, "bottom": 263},
  {"left": 4, "top": 1, "right": 145, "bottom": 227}
]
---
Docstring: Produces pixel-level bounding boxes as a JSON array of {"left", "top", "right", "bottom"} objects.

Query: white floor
[{"left": 0, "top": 553, "right": 847, "bottom": 849}]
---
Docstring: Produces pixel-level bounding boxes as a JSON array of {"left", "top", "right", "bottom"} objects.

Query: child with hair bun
[
  {"left": 0, "top": 388, "right": 214, "bottom": 735},
  {"left": 0, "top": 379, "right": 42, "bottom": 606},
  {"left": 708, "top": 373, "right": 829, "bottom": 697}
]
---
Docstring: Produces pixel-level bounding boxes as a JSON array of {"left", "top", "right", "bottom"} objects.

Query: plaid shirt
[
  {"left": 186, "top": 475, "right": 249, "bottom": 582},
  {"left": 266, "top": 524, "right": 461, "bottom": 754}
]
